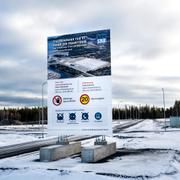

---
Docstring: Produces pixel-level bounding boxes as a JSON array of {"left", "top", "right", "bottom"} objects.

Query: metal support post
[
  {"left": 162, "top": 88, "right": 166, "bottom": 131},
  {"left": 41, "top": 81, "right": 47, "bottom": 138}
]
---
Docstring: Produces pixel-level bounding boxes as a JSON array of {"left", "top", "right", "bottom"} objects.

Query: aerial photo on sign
[{"left": 48, "top": 30, "right": 111, "bottom": 79}]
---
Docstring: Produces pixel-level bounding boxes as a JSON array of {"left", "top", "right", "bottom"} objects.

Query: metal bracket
[
  {"left": 57, "top": 135, "right": 69, "bottom": 145},
  {"left": 94, "top": 135, "right": 107, "bottom": 145}
]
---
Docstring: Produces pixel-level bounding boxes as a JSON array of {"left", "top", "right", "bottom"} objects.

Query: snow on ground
[
  {"left": 0, "top": 124, "right": 46, "bottom": 131},
  {"left": 0, "top": 125, "right": 48, "bottom": 146},
  {"left": 113, "top": 119, "right": 180, "bottom": 150},
  {"left": 122, "top": 118, "right": 169, "bottom": 132},
  {"left": 0, "top": 124, "right": 49, "bottom": 146},
  {"left": 0, "top": 134, "right": 38, "bottom": 146},
  {"left": 112, "top": 119, "right": 133, "bottom": 128},
  {"left": 0, "top": 119, "right": 180, "bottom": 179}
]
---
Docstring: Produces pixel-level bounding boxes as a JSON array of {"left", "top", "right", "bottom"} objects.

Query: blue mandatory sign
[
  {"left": 57, "top": 113, "right": 64, "bottom": 122},
  {"left": 69, "top": 113, "right": 76, "bottom": 121},
  {"left": 95, "top": 112, "right": 102, "bottom": 120},
  {"left": 82, "top": 112, "right": 89, "bottom": 121}
]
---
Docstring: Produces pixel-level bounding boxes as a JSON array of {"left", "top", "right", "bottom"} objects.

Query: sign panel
[{"left": 47, "top": 29, "right": 112, "bottom": 135}]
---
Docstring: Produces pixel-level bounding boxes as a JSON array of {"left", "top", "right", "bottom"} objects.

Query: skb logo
[
  {"left": 80, "top": 94, "right": 90, "bottom": 105},
  {"left": 97, "top": 38, "right": 106, "bottom": 44}
]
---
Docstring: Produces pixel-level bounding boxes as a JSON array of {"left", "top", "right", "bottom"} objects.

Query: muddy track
[{"left": 113, "top": 119, "right": 144, "bottom": 133}]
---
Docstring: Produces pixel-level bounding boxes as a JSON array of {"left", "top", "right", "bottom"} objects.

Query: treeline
[
  {"left": 0, "top": 107, "right": 47, "bottom": 125},
  {"left": 0, "top": 100, "right": 180, "bottom": 125},
  {"left": 113, "top": 100, "right": 180, "bottom": 120}
]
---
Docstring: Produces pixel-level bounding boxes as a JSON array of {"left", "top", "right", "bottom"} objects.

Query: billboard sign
[{"left": 47, "top": 29, "right": 112, "bottom": 135}]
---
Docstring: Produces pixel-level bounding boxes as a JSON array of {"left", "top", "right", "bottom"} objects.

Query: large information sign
[{"left": 47, "top": 29, "right": 112, "bottom": 135}]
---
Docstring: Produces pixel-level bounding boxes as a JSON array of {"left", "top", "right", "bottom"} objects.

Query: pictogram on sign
[
  {"left": 52, "top": 95, "right": 62, "bottom": 106},
  {"left": 95, "top": 112, "right": 102, "bottom": 120},
  {"left": 80, "top": 94, "right": 90, "bottom": 105}
]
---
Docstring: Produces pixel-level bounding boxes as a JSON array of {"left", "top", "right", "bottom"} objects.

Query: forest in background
[
  {"left": 113, "top": 100, "right": 180, "bottom": 120},
  {"left": 0, "top": 101, "right": 180, "bottom": 125}
]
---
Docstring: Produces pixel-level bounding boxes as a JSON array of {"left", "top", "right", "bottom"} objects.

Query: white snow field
[
  {"left": 0, "top": 125, "right": 47, "bottom": 146},
  {"left": 0, "top": 119, "right": 180, "bottom": 180},
  {"left": 62, "top": 57, "right": 109, "bottom": 72}
]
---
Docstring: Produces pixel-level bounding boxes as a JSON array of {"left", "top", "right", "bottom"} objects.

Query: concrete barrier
[
  {"left": 170, "top": 116, "right": 180, "bottom": 128},
  {"left": 40, "top": 141, "right": 81, "bottom": 162},
  {"left": 81, "top": 142, "right": 116, "bottom": 163}
]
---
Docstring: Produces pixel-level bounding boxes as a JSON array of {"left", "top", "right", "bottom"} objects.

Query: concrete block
[
  {"left": 40, "top": 141, "right": 81, "bottom": 162},
  {"left": 81, "top": 142, "right": 116, "bottom": 163},
  {"left": 170, "top": 116, "right": 180, "bottom": 128}
]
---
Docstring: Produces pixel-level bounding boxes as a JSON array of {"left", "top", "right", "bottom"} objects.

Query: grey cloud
[
  {"left": 156, "top": 76, "right": 180, "bottom": 83},
  {"left": 0, "top": 0, "right": 180, "bottom": 107},
  {"left": 0, "top": 20, "right": 44, "bottom": 61},
  {"left": 112, "top": 65, "right": 146, "bottom": 77},
  {"left": 0, "top": 0, "right": 74, "bottom": 12},
  {"left": 0, "top": 95, "right": 44, "bottom": 107},
  {"left": 1, "top": 0, "right": 179, "bottom": 60},
  {"left": 0, "top": 59, "right": 46, "bottom": 97},
  {"left": 112, "top": 81, "right": 180, "bottom": 107}
]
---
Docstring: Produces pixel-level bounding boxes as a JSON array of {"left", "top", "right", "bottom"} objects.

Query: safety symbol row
[{"left": 57, "top": 112, "right": 102, "bottom": 123}]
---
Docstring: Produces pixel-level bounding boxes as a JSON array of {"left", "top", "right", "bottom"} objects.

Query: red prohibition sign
[{"left": 52, "top": 95, "right": 62, "bottom": 106}]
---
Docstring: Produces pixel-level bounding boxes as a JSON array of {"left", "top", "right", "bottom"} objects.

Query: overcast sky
[{"left": 0, "top": 0, "right": 180, "bottom": 108}]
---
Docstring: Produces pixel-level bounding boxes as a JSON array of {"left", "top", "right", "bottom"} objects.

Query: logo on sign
[
  {"left": 80, "top": 94, "right": 90, "bottom": 105},
  {"left": 97, "top": 38, "right": 106, "bottom": 44},
  {"left": 52, "top": 95, "right": 62, "bottom": 106}
]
